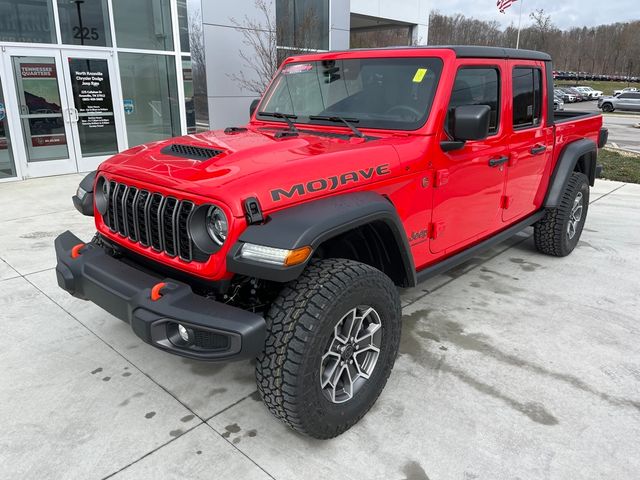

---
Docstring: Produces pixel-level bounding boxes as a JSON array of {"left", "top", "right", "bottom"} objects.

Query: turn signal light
[{"left": 284, "top": 246, "right": 313, "bottom": 266}]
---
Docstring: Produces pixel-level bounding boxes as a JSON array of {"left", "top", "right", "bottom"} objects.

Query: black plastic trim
[
  {"left": 416, "top": 211, "right": 545, "bottom": 283},
  {"left": 544, "top": 138, "right": 597, "bottom": 207},
  {"left": 328, "top": 45, "right": 552, "bottom": 61},
  {"left": 72, "top": 171, "right": 96, "bottom": 217},
  {"left": 227, "top": 192, "right": 416, "bottom": 285},
  {"left": 55, "top": 230, "right": 265, "bottom": 361},
  {"left": 598, "top": 127, "right": 609, "bottom": 148}
]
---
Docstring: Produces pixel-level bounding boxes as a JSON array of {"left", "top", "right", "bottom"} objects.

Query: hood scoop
[{"left": 160, "top": 144, "right": 223, "bottom": 161}]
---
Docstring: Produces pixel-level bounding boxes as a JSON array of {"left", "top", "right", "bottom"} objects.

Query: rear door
[
  {"left": 502, "top": 62, "right": 553, "bottom": 222},
  {"left": 430, "top": 60, "right": 508, "bottom": 254}
]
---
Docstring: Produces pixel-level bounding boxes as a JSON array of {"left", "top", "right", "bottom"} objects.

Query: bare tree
[
  {"left": 428, "top": 10, "right": 640, "bottom": 77},
  {"left": 228, "top": 0, "right": 278, "bottom": 96},
  {"left": 228, "top": 0, "right": 321, "bottom": 96}
]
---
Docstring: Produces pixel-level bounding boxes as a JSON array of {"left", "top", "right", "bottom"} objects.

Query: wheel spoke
[{"left": 319, "top": 305, "right": 383, "bottom": 404}]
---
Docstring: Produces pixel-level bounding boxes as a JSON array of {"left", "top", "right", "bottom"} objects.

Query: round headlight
[
  {"left": 205, "top": 205, "right": 228, "bottom": 245},
  {"left": 95, "top": 176, "right": 109, "bottom": 215}
]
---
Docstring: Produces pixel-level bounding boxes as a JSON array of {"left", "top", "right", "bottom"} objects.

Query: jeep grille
[{"left": 103, "top": 181, "right": 209, "bottom": 263}]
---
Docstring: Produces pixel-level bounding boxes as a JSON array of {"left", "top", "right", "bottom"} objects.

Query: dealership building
[{"left": 0, "top": 0, "right": 429, "bottom": 182}]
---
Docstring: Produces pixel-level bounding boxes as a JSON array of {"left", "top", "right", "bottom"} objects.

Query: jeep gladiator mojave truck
[{"left": 56, "top": 46, "right": 607, "bottom": 439}]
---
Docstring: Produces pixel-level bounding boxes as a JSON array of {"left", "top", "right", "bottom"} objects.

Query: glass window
[
  {"left": 12, "top": 56, "right": 70, "bottom": 162},
  {"left": 0, "top": 78, "right": 17, "bottom": 179},
  {"left": 177, "top": 0, "right": 189, "bottom": 52},
  {"left": 112, "top": 0, "right": 173, "bottom": 51},
  {"left": 68, "top": 58, "right": 118, "bottom": 157},
  {"left": 0, "top": 0, "right": 57, "bottom": 44},
  {"left": 57, "top": 0, "right": 112, "bottom": 47},
  {"left": 118, "top": 53, "right": 180, "bottom": 147},
  {"left": 182, "top": 58, "right": 195, "bottom": 133},
  {"left": 277, "top": 0, "right": 329, "bottom": 51},
  {"left": 258, "top": 58, "right": 443, "bottom": 131},
  {"left": 448, "top": 68, "right": 500, "bottom": 134},
  {"left": 513, "top": 67, "right": 543, "bottom": 128}
]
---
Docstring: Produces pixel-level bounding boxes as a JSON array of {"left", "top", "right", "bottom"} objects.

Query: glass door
[
  {"left": 5, "top": 47, "right": 77, "bottom": 177},
  {"left": 60, "top": 50, "right": 126, "bottom": 172},
  {"left": 0, "top": 72, "right": 18, "bottom": 180}
]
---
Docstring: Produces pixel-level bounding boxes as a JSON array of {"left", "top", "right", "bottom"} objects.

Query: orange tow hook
[
  {"left": 71, "top": 243, "right": 85, "bottom": 259},
  {"left": 151, "top": 282, "right": 167, "bottom": 301}
]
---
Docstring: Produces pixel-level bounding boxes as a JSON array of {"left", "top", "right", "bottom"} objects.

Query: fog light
[{"left": 178, "top": 324, "right": 190, "bottom": 342}]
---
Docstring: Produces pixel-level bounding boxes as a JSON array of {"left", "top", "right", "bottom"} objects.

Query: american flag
[{"left": 497, "top": 0, "right": 517, "bottom": 13}]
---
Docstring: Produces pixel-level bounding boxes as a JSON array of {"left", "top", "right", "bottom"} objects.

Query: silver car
[{"left": 598, "top": 92, "right": 640, "bottom": 112}]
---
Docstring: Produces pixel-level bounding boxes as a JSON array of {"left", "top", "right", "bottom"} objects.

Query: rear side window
[
  {"left": 513, "top": 67, "right": 543, "bottom": 128},
  {"left": 448, "top": 67, "right": 500, "bottom": 135}
]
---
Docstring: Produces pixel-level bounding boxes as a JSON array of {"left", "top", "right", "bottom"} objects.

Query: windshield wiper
[
  {"left": 309, "top": 115, "right": 365, "bottom": 138},
  {"left": 258, "top": 111, "right": 298, "bottom": 134}
]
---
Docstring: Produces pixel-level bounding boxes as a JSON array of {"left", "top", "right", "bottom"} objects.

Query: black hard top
[{"left": 343, "top": 45, "right": 552, "bottom": 62}]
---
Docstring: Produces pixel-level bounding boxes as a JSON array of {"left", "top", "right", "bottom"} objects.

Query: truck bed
[{"left": 554, "top": 110, "right": 600, "bottom": 124}]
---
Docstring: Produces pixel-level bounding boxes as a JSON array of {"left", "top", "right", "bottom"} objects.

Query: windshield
[{"left": 257, "top": 57, "right": 444, "bottom": 131}]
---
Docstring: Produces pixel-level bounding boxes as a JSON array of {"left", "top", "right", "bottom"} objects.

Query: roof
[{"left": 326, "top": 45, "right": 552, "bottom": 62}]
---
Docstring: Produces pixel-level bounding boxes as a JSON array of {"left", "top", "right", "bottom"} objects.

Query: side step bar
[{"left": 416, "top": 211, "right": 545, "bottom": 284}]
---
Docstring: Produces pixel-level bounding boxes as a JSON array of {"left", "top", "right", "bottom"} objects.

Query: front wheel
[
  {"left": 255, "top": 259, "right": 402, "bottom": 439},
  {"left": 534, "top": 172, "right": 590, "bottom": 257},
  {"left": 602, "top": 103, "right": 614, "bottom": 112}
]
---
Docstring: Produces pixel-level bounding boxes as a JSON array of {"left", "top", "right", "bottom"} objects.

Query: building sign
[
  {"left": 123, "top": 99, "right": 134, "bottom": 115},
  {"left": 31, "top": 134, "right": 67, "bottom": 147},
  {"left": 20, "top": 63, "right": 57, "bottom": 79},
  {"left": 69, "top": 59, "right": 113, "bottom": 115},
  {"left": 0, "top": 103, "right": 5, "bottom": 122}
]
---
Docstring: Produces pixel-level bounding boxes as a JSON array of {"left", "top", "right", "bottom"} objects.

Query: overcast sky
[{"left": 431, "top": 0, "right": 639, "bottom": 30}]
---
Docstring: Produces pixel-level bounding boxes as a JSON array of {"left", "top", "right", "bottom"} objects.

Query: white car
[
  {"left": 574, "top": 86, "right": 603, "bottom": 99},
  {"left": 613, "top": 87, "right": 639, "bottom": 97}
]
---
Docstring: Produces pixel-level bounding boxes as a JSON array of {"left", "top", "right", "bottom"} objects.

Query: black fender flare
[
  {"left": 73, "top": 170, "right": 96, "bottom": 216},
  {"left": 226, "top": 191, "right": 417, "bottom": 285},
  {"left": 544, "top": 139, "right": 597, "bottom": 208}
]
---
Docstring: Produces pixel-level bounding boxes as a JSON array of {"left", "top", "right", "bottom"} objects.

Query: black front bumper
[{"left": 55, "top": 231, "right": 266, "bottom": 361}]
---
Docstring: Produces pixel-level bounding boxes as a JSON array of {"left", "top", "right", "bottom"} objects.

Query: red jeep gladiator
[{"left": 56, "top": 46, "right": 607, "bottom": 438}]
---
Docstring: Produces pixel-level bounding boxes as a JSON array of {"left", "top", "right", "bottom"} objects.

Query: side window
[
  {"left": 513, "top": 67, "right": 543, "bottom": 128},
  {"left": 618, "top": 93, "right": 630, "bottom": 99},
  {"left": 448, "top": 67, "right": 500, "bottom": 135}
]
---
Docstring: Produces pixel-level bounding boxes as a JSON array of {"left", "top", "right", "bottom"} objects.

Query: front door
[
  {"left": 430, "top": 61, "right": 508, "bottom": 254},
  {"left": 2, "top": 47, "right": 125, "bottom": 177},
  {"left": 60, "top": 50, "right": 126, "bottom": 172}
]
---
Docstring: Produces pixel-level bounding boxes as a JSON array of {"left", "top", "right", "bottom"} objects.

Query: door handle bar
[
  {"left": 530, "top": 145, "right": 547, "bottom": 155},
  {"left": 489, "top": 156, "right": 509, "bottom": 167}
]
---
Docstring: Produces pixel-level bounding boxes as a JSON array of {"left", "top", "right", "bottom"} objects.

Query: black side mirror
[
  {"left": 441, "top": 105, "right": 491, "bottom": 152},
  {"left": 249, "top": 99, "right": 260, "bottom": 117}
]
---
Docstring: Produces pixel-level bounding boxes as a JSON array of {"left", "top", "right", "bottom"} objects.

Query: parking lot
[
  {"left": 1, "top": 174, "right": 639, "bottom": 479},
  {"left": 564, "top": 100, "right": 640, "bottom": 153}
]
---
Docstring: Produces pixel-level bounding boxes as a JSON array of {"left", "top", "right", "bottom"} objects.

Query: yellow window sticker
[{"left": 413, "top": 68, "right": 428, "bottom": 83}]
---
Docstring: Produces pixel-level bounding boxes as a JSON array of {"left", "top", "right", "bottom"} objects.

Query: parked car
[
  {"left": 599, "top": 92, "right": 640, "bottom": 112},
  {"left": 554, "top": 95, "right": 565, "bottom": 111},
  {"left": 56, "top": 46, "right": 606, "bottom": 439},
  {"left": 613, "top": 87, "right": 639, "bottom": 97},
  {"left": 565, "top": 87, "right": 588, "bottom": 101},
  {"left": 555, "top": 89, "right": 572, "bottom": 103},
  {"left": 574, "top": 86, "right": 603, "bottom": 99},
  {"left": 557, "top": 87, "right": 578, "bottom": 102}
]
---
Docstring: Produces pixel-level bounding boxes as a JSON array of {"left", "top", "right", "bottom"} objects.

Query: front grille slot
[{"left": 103, "top": 180, "right": 208, "bottom": 263}]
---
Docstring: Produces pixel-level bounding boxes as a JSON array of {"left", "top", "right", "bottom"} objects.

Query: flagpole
[{"left": 516, "top": 0, "right": 523, "bottom": 49}]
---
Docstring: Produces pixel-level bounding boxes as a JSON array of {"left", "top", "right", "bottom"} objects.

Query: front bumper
[{"left": 55, "top": 231, "right": 266, "bottom": 361}]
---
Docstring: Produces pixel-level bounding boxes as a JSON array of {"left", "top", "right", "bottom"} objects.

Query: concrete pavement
[{"left": 0, "top": 174, "right": 639, "bottom": 479}]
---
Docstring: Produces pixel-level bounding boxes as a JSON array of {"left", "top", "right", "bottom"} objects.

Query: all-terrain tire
[
  {"left": 255, "top": 258, "right": 401, "bottom": 439},
  {"left": 534, "top": 172, "right": 589, "bottom": 257}
]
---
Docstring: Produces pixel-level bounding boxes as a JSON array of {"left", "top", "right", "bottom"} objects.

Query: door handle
[
  {"left": 530, "top": 145, "right": 547, "bottom": 155},
  {"left": 71, "top": 108, "right": 79, "bottom": 123},
  {"left": 489, "top": 156, "right": 509, "bottom": 167}
]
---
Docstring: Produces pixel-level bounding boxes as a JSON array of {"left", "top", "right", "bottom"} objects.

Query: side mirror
[
  {"left": 249, "top": 99, "right": 260, "bottom": 117},
  {"left": 441, "top": 105, "right": 491, "bottom": 152}
]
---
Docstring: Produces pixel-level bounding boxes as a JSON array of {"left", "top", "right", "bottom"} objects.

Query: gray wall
[{"left": 201, "top": 2, "right": 275, "bottom": 129}]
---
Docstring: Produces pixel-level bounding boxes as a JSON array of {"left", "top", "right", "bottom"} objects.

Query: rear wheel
[
  {"left": 534, "top": 172, "right": 589, "bottom": 257},
  {"left": 255, "top": 258, "right": 401, "bottom": 439}
]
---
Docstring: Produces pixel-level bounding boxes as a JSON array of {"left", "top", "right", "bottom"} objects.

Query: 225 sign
[{"left": 73, "top": 27, "right": 99, "bottom": 42}]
